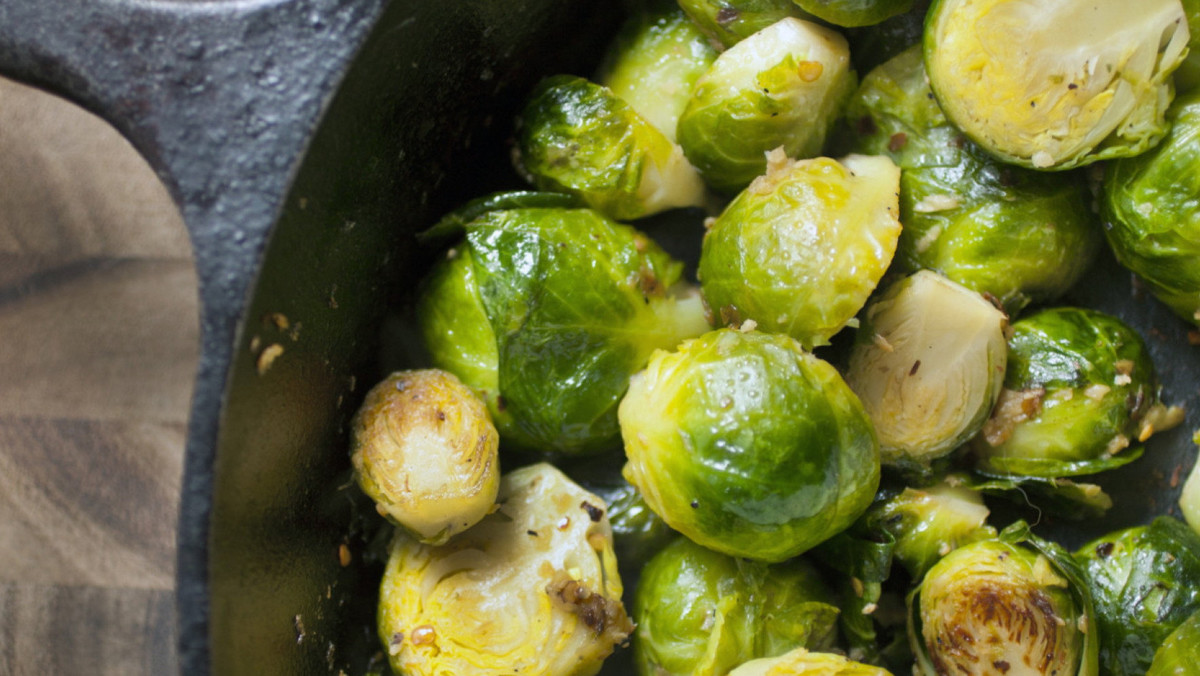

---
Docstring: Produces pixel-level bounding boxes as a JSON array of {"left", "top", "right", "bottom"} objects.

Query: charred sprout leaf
[
  {"left": 677, "top": 18, "right": 855, "bottom": 193},
  {"left": 351, "top": 369, "right": 500, "bottom": 545},
  {"left": 595, "top": 5, "right": 718, "bottom": 142},
  {"left": 846, "top": 271, "right": 1007, "bottom": 469},
  {"left": 416, "top": 190, "right": 582, "bottom": 244},
  {"left": 515, "top": 75, "right": 706, "bottom": 220},
  {"left": 377, "top": 463, "right": 632, "bottom": 676},
  {"left": 924, "top": 0, "right": 1189, "bottom": 170},
  {"left": 972, "top": 307, "right": 1179, "bottom": 478},
  {"left": 1102, "top": 88, "right": 1200, "bottom": 327},
  {"left": 1076, "top": 516, "right": 1200, "bottom": 676},
  {"left": 844, "top": 45, "right": 1101, "bottom": 316},
  {"left": 418, "top": 206, "right": 709, "bottom": 456},
  {"left": 728, "top": 648, "right": 896, "bottom": 675},
  {"left": 867, "top": 480, "right": 995, "bottom": 579},
  {"left": 620, "top": 328, "right": 880, "bottom": 562},
  {"left": 793, "top": 0, "right": 913, "bottom": 27},
  {"left": 698, "top": 153, "right": 901, "bottom": 349},
  {"left": 676, "top": 0, "right": 816, "bottom": 49},
  {"left": 1182, "top": 430, "right": 1200, "bottom": 535},
  {"left": 633, "top": 536, "right": 840, "bottom": 676},
  {"left": 1148, "top": 608, "right": 1200, "bottom": 675}
]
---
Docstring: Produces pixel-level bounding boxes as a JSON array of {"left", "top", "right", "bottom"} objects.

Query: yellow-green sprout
[{"left": 729, "top": 648, "right": 895, "bottom": 676}]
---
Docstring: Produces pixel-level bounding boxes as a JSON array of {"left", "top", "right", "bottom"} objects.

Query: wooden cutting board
[{"left": 0, "top": 76, "right": 195, "bottom": 674}]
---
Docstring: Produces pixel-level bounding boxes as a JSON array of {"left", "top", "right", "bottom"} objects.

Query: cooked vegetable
[
  {"left": 793, "top": 0, "right": 912, "bottom": 27},
  {"left": 515, "top": 75, "right": 706, "bottom": 220},
  {"left": 418, "top": 204, "right": 709, "bottom": 456},
  {"left": 842, "top": 0, "right": 928, "bottom": 73},
  {"left": 1076, "top": 516, "right": 1200, "bottom": 676},
  {"left": 1175, "top": 0, "right": 1200, "bottom": 92},
  {"left": 634, "top": 536, "right": 840, "bottom": 676},
  {"left": 868, "top": 480, "right": 995, "bottom": 579},
  {"left": 595, "top": 4, "right": 718, "bottom": 142},
  {"left": 620, "top": 328, "right": 880, "bottom": 562},
  {"left": 844, "top": 45, "right": 1100, "bottom": 316},
  {"left": 350, "top": 369, "right": 500, "bottom": 544},
  {"left": 972, "top": 307, "right": 1180, "bottom": 478},
  {"left": 1101, "top": 88, "right": 1200, "bottom": 327},
  {"left": 845, "top": 271, "right": 1008, "bottom": 469},
  {"left": 677, "top": 17, "right": 855, "bottom": 193},
  {"left": 377, "top": 463, "right": 633, "bottom": 676},
  {"left": 924, "top": 0, "right": 1190, "bottom": 170},
  {"left": 1147, "top": 609, "right": 1200, "bottom": 675},
  {"left": 676, "top": 0, "right": 815, "bottom": 49},
  {"left": 567, "top": 453, "right": 677, "bottom": 573},
  {"left": 698, "top": 152, "right": 901, "bottom": 348},
  {"left": 729, "top": 648, "right": 895, "bottom": 676},
  {"left": 1182, "top": 430, "right": 1200, "bottom": 535}
]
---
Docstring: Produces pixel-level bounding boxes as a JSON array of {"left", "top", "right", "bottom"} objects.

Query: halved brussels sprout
[
  {"left": 351, "top": 369, "right": 500, "bottom": 544},
  {"left": 972, "top": 307, "right": 1180, "bottom": 478},
  {"left": 595, "top": 5, "right": 718, "bottom": 143},
  {"left": 793, "top": 0, "right": 912, "bottom": 27},
  {"left": 378, "top": 463, "right": 632, "bottom": 676},
  {"left": 634, "top": 536, "right": 840, "bottom": 676},
  {"left": 924, "top": 0, "right": 1190, "bottom": 170},
  {"left": 515, "top": 75, "right": 706, "bottom": 220},
  {"left": 1102, "top": 88, "right": 1200, "bottom": 327},
  {"left": 1148, "top": 609, "right": 1200, "bottom": 675},
  {"left": 729, "top": 648, "right": 895, "bottom": 676},
  {"left": 868, "top": 480, "right": 995, "bottom": 579},
  {"left": 620, "top": 328, "right": 880, "bottom": 562},
  {"left": 845, "top": 271, "right": 1008, "bottom": 469},
  {"left": 418, "top": 204, "right": 710, "bottom": 455},
  {"left": 1182, "top": 430, "right": 1200, "bottom": 535},
  {"left": 698, "top": 153, "right": 901, "bottom": 349},
  {"left": 844, "top": 45, "right": 1101, "bottom": 316},
  {"left": 676, "top": 0, "right": 815, "bottom": 50},
  {"left": 1076, "top": 516, "right": 1200, "bottom": 676},
  {"left": 677, "top": 18, "right": 855, "bottom": 193},
  {"left": 912, "top": 524, "right": 1098, "bottom": 676}
]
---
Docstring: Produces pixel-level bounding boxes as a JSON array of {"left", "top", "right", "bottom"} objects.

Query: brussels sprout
[
  {"left": 677, "top": 18, "right": 855, "bottom": 193},
  {"left": 377, "top": 463, "right": 633, "bottom": 676},
  {"left": 595, "top": 5, "right": 718, "bottom": 143},
  {"left": 1148, "top": 609, "right": 1200, "bottom": 675},
  {"left": 969, "top": 472, "right": 1115, "bottom": 520},
  {"left": 845, "top": 271, "right": 1008, "bottom": 469},
  {"left": 418, "top": 205, "right": 710, "bottom": 455},
  {"left": 972, "top": 307, "right": 1181, "bottom": 478},
  {"left": 924, "top": 0, "right": 1190, "bottom": 170},
  {"left": 620, "top": 328, "right": 880, "bottom": 562},
  {"left": 843, "top": 45, "right": 1101, "bottom": 316},
  {"left": 1176, "top": 0, "right": 1200, "bottom": 92},
  {"left": 1076, "top": 516, "right": 1200, "bottom": 676},
  {"left": 868, "top": 481, "right": 995, "bottom": 579},
  {"left": 676, "top": 0, "right": 815, "bottom": 50},
  {"left": 698, "top": 153, "right": 901, "bottom": 349},
  {"left": 912, "top": 524, "right": 1098, "bottom": 676},
  {"left": 793, "top": 0, "right": 912, "bottom": 27},
  {"left": 1182, "top": 430, "right": 1200, "bottom": 535},
  {"left": 728, "top": 648, "right": 895, "bottom": 676},
  {"left": 1102, "top": 89, "right": 1200, "bottom": 327},
  {"left": 842, "top": 0, "right": 928, "bottom": 73},
  {"left": 515, "top": 75, "right": 706, "bottom": 220},
  {"left": 351, "top": 369, "right": 500, "bottom": 544},
  {"left": 634, "top": 536, "right": 840, "bottom": 676}
]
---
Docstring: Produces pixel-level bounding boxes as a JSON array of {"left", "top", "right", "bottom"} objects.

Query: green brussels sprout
[
  {"left": 634, "top": 536, "right": 840, "bottom": 676},
  {"left": 698, "top": 153, "right": 901, "bottom": 349},
  {"left": 730, "top": 648, "right": 895, "bottom": 675},
  {"left": 620, "top": 328, "right": 880, "bottom": 562},
  {"left": 972, "top": 307, "right": 1182, "bottom": 478},
  {"left": 842, "top": 0, "right": 928, "bottom": 73},
  {"left": 1076, "top": 516, "right": 1200, "bottom": 676},
  {"left": 676, "top": 0, "right": 816, "bottom": 50},
  {"left": 793, "top": 0, "right": 912, "bottom": 27},
  {"left": 868, "top": 480, "right": 995, "bottom": 579},
  {"left": 515, "top": 75, "right": 706, "bottom": 220},
  {"left": 845, "top": 271, "right": 1008, "bottom": 469},
  {"left": 378, "top": 463, "right": 633, "bottom": 676},
  {"left": 1182, "top": 430, "right": 1200, "bottom": 535},
  {"left": 1148, "top": 609, "right": 1200, "bottom": 675},
  {"left": 912, "top": 524, "right": 1099, "bottom": 676},
  {"left": 418, "top": 205, "right": 710, "bottom": 456},
  {"left": 351, "top": 369, "right": 500, "bottom": 544},
  {"left": 1102, "top": 89, "right": 1200, "bottom": 327},
  {"left": 924, "top": 0, "right": 1190, "bottom": 170},
  {"left": 843, "top": 45, "right": 1101, "bottom": 316},
  {"left": 677, "top": 17, "right": 855, "bottom": 193}
]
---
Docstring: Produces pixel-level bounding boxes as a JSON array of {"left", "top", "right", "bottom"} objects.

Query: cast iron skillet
[{"left": 0, "top": 1, "right": 1195, "bottom": 674}]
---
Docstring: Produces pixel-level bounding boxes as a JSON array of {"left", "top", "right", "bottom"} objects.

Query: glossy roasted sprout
[
  {"left": 972, "top": 307, "right": 1180, "bottom": 479},
  {"left": 698, "top": 152, "right": 901, "bottom": 348},
  {"left": 350, "top": 369, "right": 499, "bottom": 544},
  {"left": 1148, "top": 609, "right": 1200, "bottom": 675},
  {"left": 620, "top": 328, "right": 880, "bottom": 562},
  {"left": 868, "top": 480, "right": 995, "bottom": 579},
  {"left": 924, "top": 0, "right": 1189, "bottom": 170},
  {"left": 729, "top": 648, "right": 895, "bottom": 676},
  {"left": 634, "top": 537, "right": 840, "bottom": 676},
  {"left": 793, "top": 0, "right": 911, "bottom": 27},
  {"left": 515, "top": 75, "right": 706, "bottom": 220},
  {"left": 418, "top": 203, "right": 709, "bottom": 456},
  {"left": 1076, "top": 516, "right": 1200, "bottom": 676},
  {"left": 676, "top": 0, "right": 815, "bottom": 49},
  {"left": 377, "top": 463, "right": 633, "bottom": 676},
  {"left": 1102, "top": 88, "right": 1200, "bottom": 328},
  {"left": 843, "top": 45, "right": 1100, "bottom": 316},
  {"left": 845, "top": 271, "right": 1008, "bottom": 469},
  {"left": 676, "top": 17, "right": 855, "bottom": 193}
]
